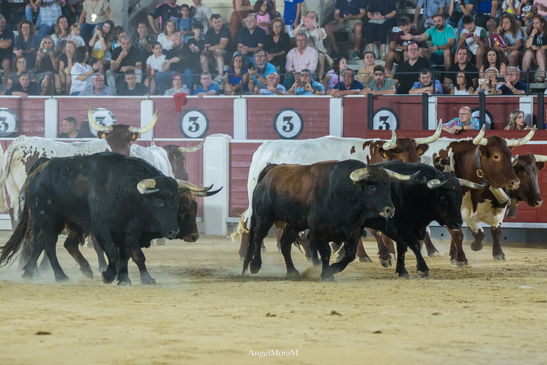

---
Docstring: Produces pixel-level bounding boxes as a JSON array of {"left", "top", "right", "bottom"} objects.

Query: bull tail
[
  {"left": 242, "top": 215, "right": 257, "bottom": 274},
  {"left": 0, "top": 197, "right": 30, "bottom": 267},
  {"left": 0, "top": 139, "right": 22, "bottom": 212}
]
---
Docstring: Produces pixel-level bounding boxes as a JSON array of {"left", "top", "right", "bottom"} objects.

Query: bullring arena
[{"left": 1, "top": 93, "right": 547, "bottom": 364}]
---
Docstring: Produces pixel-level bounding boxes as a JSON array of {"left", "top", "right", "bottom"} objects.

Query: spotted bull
[{"left": 243, "top": 160, "right": 418, "bottom": 281}]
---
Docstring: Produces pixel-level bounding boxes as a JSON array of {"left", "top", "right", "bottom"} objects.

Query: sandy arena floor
[{"left": 1, "top": 231, "right": 547, "bottom": 365}]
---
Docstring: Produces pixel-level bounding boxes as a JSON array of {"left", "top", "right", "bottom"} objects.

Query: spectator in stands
[
  {"left": 6, "top": 72, "right": 40, "bottom": 98},
  {"left": 292, "top": 11, "right": 329, "bottom": 79},
  {"left": 164, "top": 73, "right": 190, "bottom": 95},
  {"left": 230, "top": 0, "right": 253, "bottom": 44},
  {"left": 179, "top": 4, "right": 195, "bottom": 42},
  {"left": 0, "top": 15, "right": 14, "bottom": 81},
  {"left": 14, "top": 20, "right": 40, "bottom": 70},
  {"left": 255, "top": 1, "right": 271, "bottom": 35},
  {"left": 145, "top": 42, "right": 165, "bottom": 94},
  {"left": 59, "top": 40, "right": 75, "bottom": 94},
  {"left": 236, "top": 14, "right": 267, "bottom": 67},
  {"left": 451, "top": 71, "right": 475, "bottom": 94},
  {"left": 133, "top": 21, "right": 156, "bottom": 57},
  {"left": 89, "top": 20, "right": 114, "bottom": 74},
  {"left": 393, "top": 42, "right": 433, "bottom": 94},
  {"left": 191, "top": 0, "right": 213, "bottom": 34},
  {"left": 409, "top": 69, "right": 443, "bottom": 94},
  {"left": 517, "top": 0, "right": 533, "bottom": 26},
  {"left": 402, "top": 13, "right": 456, "bottom": 74},
  {"left": 185, "top": 22, "right": 206, "bottom": 77},
  {"left": 499, "top": 66, "right": 527, "bottom": 94},
  {"left": 107, "top": 34, "right": 143, "bottom": 95},
  {"left": 223, "top": 54, "right": 249, "bottom": 95},
  {"left": 62, "top": 0, "right": 83, "bottom": 23},
  {"left": 157, "top": 20, "right": 177, "bottom": 51},
  {"left": 457, "top": 15, "right": 488, "bottom": 71},
  {"left": 70, "top": 45, "right": 100, "bottom": 95},
  {"left": 283, "top": 0, "right": 303, "bottom": 34},
  {"left": 286, "top": 68, "right": 326, "bottom": 95},
  {"left": 265, "top": 18, "right": 292, "bottom": 82},
  {"left": 253, "top": 72, "right": 286, "bottom": 95},
  {"left": 202, "top": 14, "right": 230, "bottom": 83},
  {"left": 322, "top": 57, "right": 347, "bottom": 91},
  {"left": 112, "top": 26, "right": 125, "bottom": 50},
  {"left": 79, "top": 72, "right": 112, "bottom": 96},
  {"left": 505, "top": 109, "right": 531, "bottom": 130},
  {"left": 442, "top": 106, "right": 480, "bottom": 133},
  {"left": 284, "top": 34, "right": 318, "bottom": 89},
  {"left": 324, "top": 0, "right": 365, "bottom": 60},
  {"left": 59, "top": 117, "right": 82, "bottom": 138},
  {"left": 51, "top": 16, "right": 70, "bottom": 50},
  {"left": 195, "top": 71, "right": 219, "bottom": 97},
  {"left": 147, "top": 0, "right": 182, "bottom": 35},
  {"left": 365, "top": 0, "right": 397, "bottom": 60},
  {"left": 35, "top": 35, "right": 58, "bottom": 95},
  {"left": 385, "top": 17, "right": 425, "bottom": 76},
  {"left": 360, "top": 65, "right": 396, "bottom": 95},
  {"left": 79, "top": 0, "right": 111, "bottom": 45},
  {"left": 328, "top": 68, "right": 364, "bottom": 97},
  {"left": 411, "top": 0, "right": 446, "bottom": 32},
  {"left": 25, "top": 1, "right": 41, "bottom": 28},
  {"left": 495, "top": 13, "right": 523, "bottom": 67},
  {"left": 160, "top": 32, "right": 198, "bottom": 93},
  {"left": 447, "top": 0, "right": 474, "bottom": 36},
  {"left": 443, "top": 46, "right": 478, "bottom": 93},
  {"left": 248, "top": 49, "right": 276, "bottom": 90},
  {"left": 67, "top": 24, "right": 85, "bottom": 47},
  {"left": 474, "top": 0, "right": 499, "bottom": 29},
  {"left": 522, "top": 15, "right": 547, "bottom": 83},
  {"left": 117, "top": 69, "right": 149, "bottom": 96},
  {"left": 480, "top": 48, "right": 507, "bottom": 77},
  {"left": 356, "top": 51, "right": 380, "bottom": 87},
  {"left": 7, "top": 56, "right": 36, "bottom": 89},
  {"left": 475, "top": 67, "right": 502, "bottom": 94},
  {"left": 35, "top": 0, "right": 63, "bottom": 42}
]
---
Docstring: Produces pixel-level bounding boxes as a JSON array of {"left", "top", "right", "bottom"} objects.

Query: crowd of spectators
[{"left": 1, "top": 0, "right": 547, "bottom": 97}]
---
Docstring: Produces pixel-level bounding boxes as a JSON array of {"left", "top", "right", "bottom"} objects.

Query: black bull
[
  {"left": 243, "top": 160, "right": 417, "bottom": 281},
  {"left": 0, "top": 153, "right": 219, "bottom": 285}
]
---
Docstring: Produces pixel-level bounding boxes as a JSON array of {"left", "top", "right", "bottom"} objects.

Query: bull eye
[
  {"left": 155, "top": 199, "right": 164, "bottom": 207},
  {"left": 493, "top": 155, "right": 500, "bottom": 160},
  {"left": 368, "top": 185, "right": 377, "bottom": 191}
]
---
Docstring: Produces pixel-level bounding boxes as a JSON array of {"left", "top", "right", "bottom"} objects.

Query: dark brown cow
[{"left": 162, "top": 140, "right": 205, "bottom": 181}]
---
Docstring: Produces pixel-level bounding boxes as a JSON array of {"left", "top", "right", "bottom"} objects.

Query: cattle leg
[
  {"left": 469, "top": 228, "right": 485, "bottom": 252},
  {"left": 64, "top": 231, "right": 93, "bottom": 279},
  {"left": 116, "top": 245, "right": 132, "bottom": 286},
  {"left": 404, "top": 236, "right": 430, "bottom": 278},
  {"left": 330, "top": 232, "right": 361, "bottom": 274},
  {"left": 93, "top": 238, "right": 108, "bottom": 273},
  {"left": 447, "top": 228, "right": 468, "bottom": 266},
  {"left": 22, "top": 230, "right": 47, "bottom": 281},
  {"left": 491, "top": 226, "right": 505, "bottom": 261},
  {"left": 309, "top": 233, "right": 334, "bottom": 282},
  {"left": 43, "top": 231, "right": 70, "bottom": 282},
  {"left": 93, "top": 233, "right": 119, "bottom": 284},
  {"left": 395, "top": 241, "right": 409, "bottom": 278},
  {"left": 132, "top": 242, "right": 156, "bottom": 285},
  {"left": 367, "top": 229, "right": 388, "bottom": 266},
  {"left": 422, "top": 230, "right": 441, "bottom": 257},
  {"left": 279, "top": 227, "right": 301, "bottom": 277}
]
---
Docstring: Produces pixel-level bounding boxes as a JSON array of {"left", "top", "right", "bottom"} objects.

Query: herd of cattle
[{"left": 0, "top": 106, "right": 544, "bottom": 284}]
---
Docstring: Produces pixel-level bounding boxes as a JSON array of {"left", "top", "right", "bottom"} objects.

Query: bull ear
[
  {"left": 97, "top": 131, "right": 106, "bottom": 139},
  {"left": 416, "top": 144, "right": 429, "bottom": 156},
  {"left": 537, "top": 162, "right": 545, "bottom": 171}
]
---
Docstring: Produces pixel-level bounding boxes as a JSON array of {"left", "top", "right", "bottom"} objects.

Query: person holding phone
[
  {"left": 286, "top": 68, "right": 325, "bottom": 95},
  {"left": 499, "top": 65, "right": 527, "bottom": 94},
  {"left": 475, "top": 66, "right": 502, "bottom": 94},
  {"left": 253, "top": 72, "right": 286, "bottom": 95},
  {"left": 35, "top": 35, "right": 58, "bottom": 95}
]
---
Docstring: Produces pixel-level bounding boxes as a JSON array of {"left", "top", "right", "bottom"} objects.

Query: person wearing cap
[
  {"left": 253, "top": 72, "right": 286, "bottom": 95},
  {"left": 286, "top": 68, "right": 325, "bottom": 95}
]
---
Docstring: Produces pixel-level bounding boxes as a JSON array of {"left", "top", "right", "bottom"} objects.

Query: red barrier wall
[
  {"left": 246, "top": 98, "right": 330, "bottom": 139},
  {"left": 229, "top": 143, "right": 262, "bottom": 217},
  {"left": 0, "top": 97, "right": 45, "bottom": 137}
]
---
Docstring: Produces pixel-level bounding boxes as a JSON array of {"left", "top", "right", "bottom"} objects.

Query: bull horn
[
  {"left": 178, "top": 139, "right": 205, "bottom": 153},
  {"left": 87, "top": 103, "right": 113, "bottom": 133},
  {"left": 382, "top": 130, "right": 397, "bottom": 150},
  {"left": 128, "top": 110, "right": 159, "bottom": 134},
  {"left": 458, "top": 178, "right": 485, "bottom": 190},
  {"left": 512, "top": 155, "right": 519, "bottom": 166},
  {"left": 137, "top": 179, "right": 159, "bottom": 194},
  {"left": 350, "top": 167, "right": 371, "bottom": 182},
  {"left": 472, "top": 125, "right": 488, "bottom": 146},
  {"left": 534, "top": 155, "right": 547, "bottom": 162},
  {"left": 427, "top": 179, "right": 447, "bottom": 189},
  {"left": 383, "top": 168, "right": 418, "bottom": 181},
  {"left": 506, "top": 126, "right": 536, "bottom": 147},
  {"left": 415, "top": 120, "right": 442, "bottom": 145},
  {"left": 195, "top": 186, "right": 223, "bottom": 197},
  {"left": 177, "top": 180, "right": 213, "bottom": 192}
]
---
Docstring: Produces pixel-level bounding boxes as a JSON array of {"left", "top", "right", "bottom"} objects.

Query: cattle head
[
  {"left": 424, "top": 175, "right": 472, "bottom": 230},
  {"left": 506, "top": 154, "right": 545, "bottom": 217},
  {"left": 472, "top": 126, "right": 535, "bottom": 190},
  {"left": 137, "top": 177, "right": 181, "bottom": 240},
  {"left": 378, "top": 122, "right": 442, "bottom": 162},
  {"left": 87, "top": 104, "right": 159, "bottom": 154},
  {"left": 350, "top": 167, "right": 417, "bottom": 219},
  {"left": 163, "top": 140, "right": 205, "bottom": 181}
]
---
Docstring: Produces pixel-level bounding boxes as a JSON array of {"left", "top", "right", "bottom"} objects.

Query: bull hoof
[
  {"left": 397, "top": 272, "right": 410, "bottom": 278},
  {"left": 250, "top": 261, "right": 261, "bottom": 275},
  {"left": 493, "top": 255, "right": 505, "bottom": 261},
  {"left": 379, "top": 258, "right": 392, "bottom": 268},
  {"left": 417, "top": 270, "right": 430, "bottom": 278},
  {"left": 142, "top": 277, "right": 157, "bottom": 285},
  {"left": 450, "top": 259, "right": 457, "bottom": 265},
  {"left": 81, "top": 267, "right": 93, "bottom": 279},
  {"left": 321, "top": 275, "right": 335, "bottom": 282},
  {"left": 470, "top": 241, "right": 483, "bottom": 252},
  {"left": 55, "top": 273, "right": 70, "bottom": 282},
  {"left": 456, "top": 261, "right": 469, "bottom": 267},
  {"left": 102, "top": 271, "right": 116, "bottom": 284},
  {"left": 117, "top": 279, "right": 132, "bottom": 286},
  {"left": 22, "top": 271, "right": 33, "bottom": 281},
  {"left": 287, "top": 270, "right": 300, "bottom": 277},
  {"left": 359, "top": 256, "right": 373, "bottom": 263},
  {"left": 428, "top": 251, "right": 442, "bottom": 258}
]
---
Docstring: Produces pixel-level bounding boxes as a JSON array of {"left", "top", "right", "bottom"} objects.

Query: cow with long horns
[{"left": 0, "top": 104, "right": 158, "bottom": 226}]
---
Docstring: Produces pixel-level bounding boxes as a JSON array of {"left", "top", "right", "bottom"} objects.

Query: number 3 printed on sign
[
  {"left": 274, "top": 108, "right": 303, "bottom": 139},
  {"left": 179, "top": 109, "right": 209, "bottom": 138}
]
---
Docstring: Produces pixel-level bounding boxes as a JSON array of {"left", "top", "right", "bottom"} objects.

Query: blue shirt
[
  {"left": 335, "top": 0, "right": 366, "bottom": 16},
  {"left": 443, "top": 117, "right": 480, "bottom": 130},
  {"left": 283, "top": 0, "right": 304, "bottom": 25},
  {"left": 295, "top": 80, "right": 325, "bottom": 95},
  {"left": 411, "top": 80, "right": 444, "bottom": 94},
  {"left": 259, "top": 84, "right": 287, "bottom": 95},
  {"left": 334, "top": 79, "right": 364, "bottom": 91},
  {"left": 179, "top": 17, "right": 194, "bottom": 42},
  {"left": 499, "top": 80, "right": 527, "bottom": 95},
  {"left": 194, "top": 83, "right": 220, "bottom": 95},
  {"left": 252, "top": 62, "right": 277, "bottom": 84}
]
